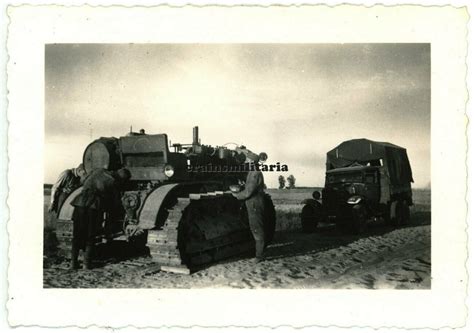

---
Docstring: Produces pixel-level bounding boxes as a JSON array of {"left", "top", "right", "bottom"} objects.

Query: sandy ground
[{"left": 43, "top": 211, "right": 430, "bottom": 289}]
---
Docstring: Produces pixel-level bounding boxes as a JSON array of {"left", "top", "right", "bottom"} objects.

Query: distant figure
[
  {"left": 139, "top": 129, "right": 146, "bottom": 135},
  {"left": 232, "top": 152, "right": 267, "bottom": 263},
  {"left": 70, "top": 168, "right": 131, "bottom": 269},
  {"left": 49, "top": 164, "right": 87, "bottom": 217}
]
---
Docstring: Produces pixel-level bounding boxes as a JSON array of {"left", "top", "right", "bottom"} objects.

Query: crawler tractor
[{"left": 55, "top": 126, "right": 276, "bottom": 271}]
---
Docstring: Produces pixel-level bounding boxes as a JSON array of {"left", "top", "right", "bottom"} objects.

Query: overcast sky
[{"left": 45, "top": 43, "right": 430, "bottom": 188}]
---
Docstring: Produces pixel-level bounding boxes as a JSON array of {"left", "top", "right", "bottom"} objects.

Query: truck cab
[{"left": 323, "top": 165, "right": 381, "bottom": 219}]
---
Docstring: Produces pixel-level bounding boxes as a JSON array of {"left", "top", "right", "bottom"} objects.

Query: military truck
[
  {"left": 55, "top": 126, "right": 276, "bottom": 272},
  {"left": 301, "top": 139, "right": 413, "bottom": 233}
]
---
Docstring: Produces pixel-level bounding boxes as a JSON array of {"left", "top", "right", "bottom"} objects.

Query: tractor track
[{"left": 54, "top": 191, "right": 263, "bottom": 274}]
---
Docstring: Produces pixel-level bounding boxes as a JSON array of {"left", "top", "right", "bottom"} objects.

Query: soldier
[
  {"left": 49, "top": 164, "right": 87, "bottom": 217},
  {"left": 232, "top": 152, "right": 267, "bottom": 263},
  {"left": 70, "top": 168, "right": 131, "bottom": 269}
]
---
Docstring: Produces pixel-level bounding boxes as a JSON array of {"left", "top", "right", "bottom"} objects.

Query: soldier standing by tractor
[
  {"left": 69, "top": 168, "right": 131, "bottom": 269},
  {"left": 232, "top": 152, "right": 267, "bottom": 263},
  {"left": 49, "top": 164, "right": 87, "bottom": 217}
]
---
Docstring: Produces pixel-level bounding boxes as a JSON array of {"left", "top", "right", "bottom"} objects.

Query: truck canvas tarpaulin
[{"left": 326, "top": 139, "right": 414, "bottom": 185}]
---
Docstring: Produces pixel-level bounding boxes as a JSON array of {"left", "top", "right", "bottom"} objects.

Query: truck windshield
[{"left": 326, "top": 172, "right": 363, "bottom": 184}]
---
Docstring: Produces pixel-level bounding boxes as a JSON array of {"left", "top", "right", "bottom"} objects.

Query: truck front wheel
[
  {"left": 351, "top": 204, "right": 368, "bottom": 234},
  {"left": 301, "top": 204, "right": 319, "bottom": 233}
]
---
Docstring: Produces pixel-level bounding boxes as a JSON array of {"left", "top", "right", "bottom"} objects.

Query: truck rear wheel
[
  {"left": 391, "top": 200, "right": 410, "bottom": 226},
  {"left": 399, "top": 201, "right": 410, "bottom": 225}
]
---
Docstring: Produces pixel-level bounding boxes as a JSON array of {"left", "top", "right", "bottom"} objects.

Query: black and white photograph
[
  {"left": 43, "top": 43, "right": 431, "bottom": 289},
  {"left": 5, "top": 4, "right": 468, "bottom": 329}
]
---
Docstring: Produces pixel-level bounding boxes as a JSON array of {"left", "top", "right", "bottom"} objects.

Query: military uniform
[
  {"left": 50, "top": 168, "right": 83, "bottom": 217},
  {"left": 233, "top": 170, "right": 266, "bottom": 261},
  {"left": 70, "top": 168, "right": 123, "bottom": 269}
]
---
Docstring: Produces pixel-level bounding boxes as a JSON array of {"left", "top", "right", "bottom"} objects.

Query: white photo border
[{"left": 6, "top": 4, "right": 468, "bottom": 328}]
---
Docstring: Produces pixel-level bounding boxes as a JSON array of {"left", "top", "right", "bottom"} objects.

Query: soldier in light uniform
[
  {"left": 70, "top": 168, "right": 131, "bottom": 269},
  {"left": 49, "top": 164, "right": 87, "bottom": 217},
  {"left": 232, "top": 152, "right": 267, "bottom": 263}
]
